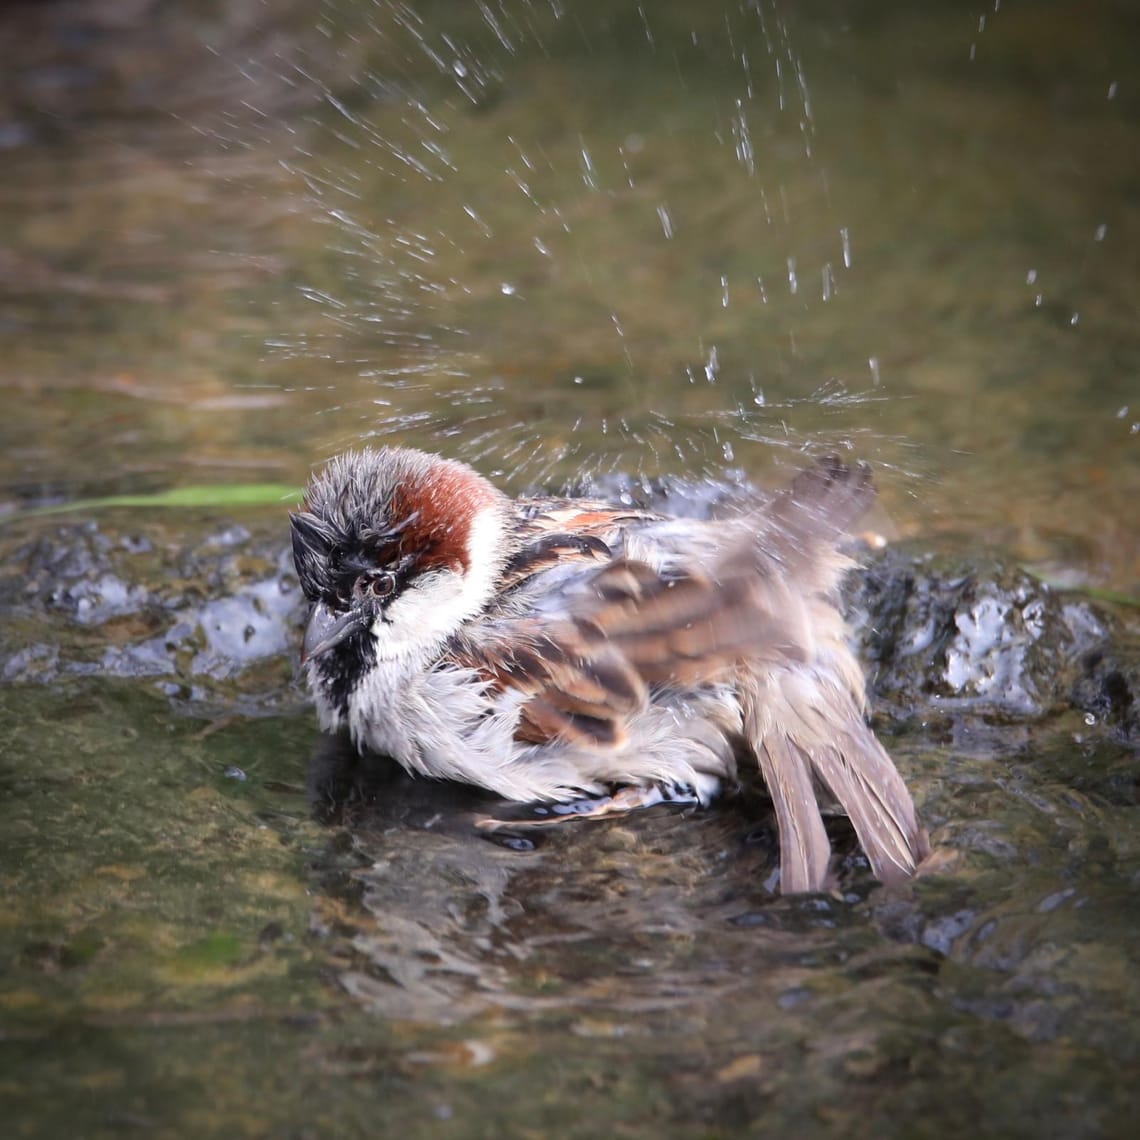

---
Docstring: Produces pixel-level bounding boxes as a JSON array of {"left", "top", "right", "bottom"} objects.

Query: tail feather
[
  {"left": 755, "top": 733, "right": 833, "bottom": 893},
  {"left": 806, "top": 717, "right": 931, "bottom": 886},
  {"left": 745, "top": 664, "right": 929, "bottom": 893}
]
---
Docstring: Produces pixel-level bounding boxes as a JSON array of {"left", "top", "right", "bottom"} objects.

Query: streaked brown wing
[
  {"left": 568, "top": 548, "right": 809, "bottom": 685},
  {"left": 450, "top": 543, "right": 798, "bottom": 750},
  {"left": 459, "top": 501, "right": 665, "bottom": 747},
  {"left": 450, "top": 616, "right": 648, "bottom": 748}
]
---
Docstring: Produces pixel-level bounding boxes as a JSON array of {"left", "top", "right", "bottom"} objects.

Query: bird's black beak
[{"left": 301, "top": 601, "right": 371, "bottom": 663}]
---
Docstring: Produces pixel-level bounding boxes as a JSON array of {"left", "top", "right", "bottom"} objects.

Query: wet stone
[
  {"left": 846, "top": 545, "right": 1138, "bottom": 736},
  {"left": 0, "top": 518, "right": 307, "bottom": 711}
]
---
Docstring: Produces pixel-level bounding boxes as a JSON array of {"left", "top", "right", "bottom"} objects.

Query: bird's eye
[{"left": 363, "top": 571, "right": 397, "bottom": 600}]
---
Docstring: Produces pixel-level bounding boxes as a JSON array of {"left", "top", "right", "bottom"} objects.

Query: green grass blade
[{"left": 10, "top": 484, "right": 303, "bottom": 520}]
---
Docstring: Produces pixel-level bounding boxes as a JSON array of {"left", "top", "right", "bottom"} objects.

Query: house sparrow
[{"left": 290, "top": 446, "right": 929, "bottom": 893}]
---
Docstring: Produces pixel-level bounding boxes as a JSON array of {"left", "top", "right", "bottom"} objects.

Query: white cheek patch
[
  {"left": 370, "top": 571, "right": 464, "bottom": 659},
  {"left": 368, "top": 508, "right": 504, "bottom": 661}
]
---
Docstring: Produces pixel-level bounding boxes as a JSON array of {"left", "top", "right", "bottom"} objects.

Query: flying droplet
[
  {"left": 705, "top": 345, "right": 719, "bottom": 383},
  {"left": 462, "top": 205, "right": 492, "bottom": 237},
  {"left": 579, "top": 142, "right": 597, "bottom": 190}
]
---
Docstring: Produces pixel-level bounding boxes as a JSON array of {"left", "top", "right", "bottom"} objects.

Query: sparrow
[{"left": 290, "top": 446, "right": 930, "bottom": 893}]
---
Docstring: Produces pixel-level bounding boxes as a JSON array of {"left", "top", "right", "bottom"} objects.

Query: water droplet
[
  {"left": 787, "top": 257, "right": 798, "bottom": 295},
  {"left": 452, "top": 60, "right": 468, "bottom": 78},
  {"left": 722, "top": 441, "right": 734, "bottom": 461},
  {"left": 500, "top": 282, "right": 516, "bottom": 296},
  {"left": 705, "top": 345, "right": 720, "bottom": 383},
  {"left": 579, "top": 141, "right": 597, "bottom": 190},
  {"left": 1117, "top": 406, "right": 1130, "bottom": 419},
  {"left": 721, "top": 275, "right": 729, "bottom": 307},
  {"left": 868, "top": 357, "right": 881, "bottom": 386},
  {"left": 462, "top": 204, "right": 492, "bottom": 237},
  {"left": 1095, "top": 223, "right": 1107, "bottom": 241},
  {"left": 733, "top": 99, "right": 755, "bottom": 175},
  {"left": 1026, "top": 268, "right": 1037, "bottom": 285},
  {"left": 1108, "top": 80, "right": 1118, "bottom": 100},
  {"left": 657, "top": 204, "right": 673, "bottom": 239},
  {"left": 1083, "top": 712, "right": 1097, "bottom": 726},
  {"left": 1070, "top": 312, "right": 1079, "bottom": 326},
  {"left": 840, "top": 227, "right": 852, "bottom": 268}
]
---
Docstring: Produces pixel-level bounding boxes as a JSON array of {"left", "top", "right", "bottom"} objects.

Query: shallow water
[
  {"left": 3, "top": 679, "right": 1138, "bottom": 1138},
  {"left": 3, "top": 0, "right": 1138, "bottom": 586},
  {"left": 1, "top": 1, "right": 1138, "bottom": 1136}
]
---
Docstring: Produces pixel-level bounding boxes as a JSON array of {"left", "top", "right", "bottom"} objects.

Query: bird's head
[{"left": 290, "top": 447, "right": 510, "bottom": 672}]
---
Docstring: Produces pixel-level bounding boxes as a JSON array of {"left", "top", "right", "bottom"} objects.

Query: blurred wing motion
[{"left": 452, "top": 458, "right": 929, "bottom": 892}]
